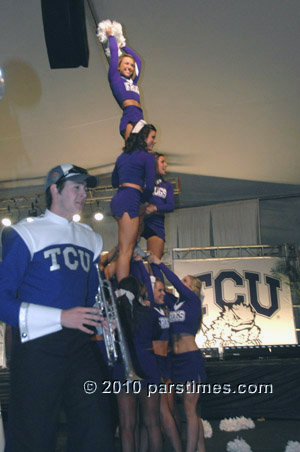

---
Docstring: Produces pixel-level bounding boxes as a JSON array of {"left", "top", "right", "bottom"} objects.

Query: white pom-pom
[
  {"left": 227, "top": 437, "right": 253, "bottom": 452},
  {"left": 97, "top": 19, "right": 126, "bottom": 57},
  {"left": 97, "top": 20, "right": 113, "bottom": 43},
  {"left": 285, "top": 441, "right": 300, "bottom": 452},
  {"left": 201, "top": 419, "right": 213, "bottom": 438},
  {"left": 111, "top": 21, "right": 126, "bottom": 49},
  {"left": 220, "top": 417, "right": 255, "bottom": 432},
  {"left": 112, "top": 21, "right": 123, "bottom": 37}
]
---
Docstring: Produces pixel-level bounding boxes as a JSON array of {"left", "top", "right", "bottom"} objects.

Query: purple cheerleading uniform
[
  {"left": 112, "top": 260, "right": 160, "bottom": 387},
  {"left": 143, "top": 178, "right": 174, "bottom": 242},
  {"left": 110, "top": 149, "right": 155, "bottom": 218},
  {"left": 113, "top": 303, "right": 160, "bottom": 388},
  {"left": 134, "top": 260, "right": 171, "bottom": 381},
  {"left": 108, "top": 36, "right": 144, "bottom": 136},
  {"left": 112, "top": 305, "right": 161, "bottom": 388},
  {"left": 152, "top": 304, "right": 171, "bottom": 381},
  {"left": 132, "top": 260, "right": 169, "bottom": 342},
  {"left": 157, "top": 263, "right": 206, "bottom": 383}
]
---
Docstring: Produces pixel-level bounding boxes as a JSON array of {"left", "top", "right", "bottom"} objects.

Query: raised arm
[
  {"left": 107, "top": 35, "right": 120, "bottom": 81},
  {"left": 150, "top": 262, "right": 164, "bottom": 283},
  {"left": 131, "top": 258, "right": 154, "bottom": 305},
  {"left": 158, "top": 262, "right": 198, "bottom": 301},
  {"left": 150, "top": 262, "right": 177, "bottom": 308},
  {"left": 148, "top": 255, "right": 198, "bottom": 302}
]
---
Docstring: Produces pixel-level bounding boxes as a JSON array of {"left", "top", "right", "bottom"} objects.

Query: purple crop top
[
  {"left": 149, "top": 179, "right": 175, "bottom": 214},
  {"left": 111, "top": 150, "right": 155, "bottom": 201},
  {"left": 158, "top": 263, "right": 202, "bottom": 336},
  {"left": 144, "top": 179, "right": 175, "bottom": 235},
  {"left": 108, "top": 36, "right": 141, "bottom": 108}
]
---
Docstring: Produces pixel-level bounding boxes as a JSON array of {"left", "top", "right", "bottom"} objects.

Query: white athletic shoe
[{"left": 133, "top": 245, "right": 150, "bottom": 259}]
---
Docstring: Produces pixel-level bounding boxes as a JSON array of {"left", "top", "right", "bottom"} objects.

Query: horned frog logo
[{"left": 202, "top": 301, "right": 261, "bottom": 347}]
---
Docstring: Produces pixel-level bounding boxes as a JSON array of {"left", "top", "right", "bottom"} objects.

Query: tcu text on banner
[{"left": 173, "top": 257, "right": 296, "bottom": 347}]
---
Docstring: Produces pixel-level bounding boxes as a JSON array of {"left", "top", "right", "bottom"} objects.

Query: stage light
[
  {"left": 73, "top": 214, "right": 80, "bottom": 222},
  {"left": 94, "top": 202, "right": 104, "bottom": 221},
  {"left": 1, "top": 218, "right": 11, "bottom": 227},
  {"left": 94, "top": 211, "right": 104, "bottom": 221},
  {"left": 2, "top": 205, "right": 12, "bottom": 226}
]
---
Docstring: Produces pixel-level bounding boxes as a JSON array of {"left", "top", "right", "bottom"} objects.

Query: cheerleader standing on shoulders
[
  {"left": 101, "top": 24, "right": 144, "bottom": 141},
  {"left": 110, "top": 122, "right": 156, "bottom": 282},
  {"left": 141, "top": 153, "right": 175, "bottom": 259},
  {"left": 148, "top": 254, "right": 207, "bottom": 452}
]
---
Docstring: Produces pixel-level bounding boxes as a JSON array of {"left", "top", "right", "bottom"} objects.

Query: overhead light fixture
[
  {"left": 94, "top": 202, "right": 104, "bottom": 221},
  {"left": 73, "top": 214, "right": 80, "bottom": 222},
  {"left": 26, "top": 203, "right": 38, "bottom": 222},
  {"left": 2, "top": 205, "right": 12, "bottom": 226},
  {"left": 28, "top": 202, "right": 38, "bottom": 218},
  {"left": 94, "top": 211, "right": 104, "bottom": 221},
  {"left": 2, "top": 218, "right": 11, "bottom": 227}
]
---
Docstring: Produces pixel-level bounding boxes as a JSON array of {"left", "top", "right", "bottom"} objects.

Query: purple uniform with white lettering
[
  {"left": 142, "top": 178, "right": 174, "bottom": 242},
  {"left": 152, "top": 301, "right": 171, "bottom": 381},
  {"left": 112, "top": 303, "right": 160, "bottom": 387},
  {"left": 133, "top": 260, "right": 169, "bottom": 341},
  {"left": 156, "top": 262, "right": 206, "bottom": 383},
  {"left": 112, "top": 261, "right": 160, "bottom": 387},
  {"left": 108, "top": 36, "right": 144, "bottom": 136},
  {"left": 110, "top": 150, "right": 155, "bottom": 218},
  {"left": 134, "top": 260, "right": 170, "bottom": 380}
]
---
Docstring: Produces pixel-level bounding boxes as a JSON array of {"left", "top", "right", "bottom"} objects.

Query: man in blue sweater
[{"left": 0, "top": 164, "right": 115, "bottom": 452}]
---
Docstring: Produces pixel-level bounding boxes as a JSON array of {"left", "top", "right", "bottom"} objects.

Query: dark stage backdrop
[{"left": 201, "top": 359, "right": 300, "bottom": 420}]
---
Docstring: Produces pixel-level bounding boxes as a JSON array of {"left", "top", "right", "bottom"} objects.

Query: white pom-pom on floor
[
  {"left": 285, "top": 441, "right": 300, "bottom": 452},
  {"left": 220, "top": 416, "right": 255, "bottom": 432},
  {"left": 201, "top": 419, "right": 213, "bottom": 438},
  {"left": 227, "top": 437, "right": 253, "bottom": 452}
]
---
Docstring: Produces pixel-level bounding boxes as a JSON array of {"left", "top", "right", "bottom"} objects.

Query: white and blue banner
[{"left": 173, "top": 257, "right": 297, "bottom": 347}]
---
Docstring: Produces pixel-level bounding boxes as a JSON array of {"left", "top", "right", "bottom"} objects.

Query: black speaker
[{"left": 41, "top": 0, "right": 89, "bottom": 69}]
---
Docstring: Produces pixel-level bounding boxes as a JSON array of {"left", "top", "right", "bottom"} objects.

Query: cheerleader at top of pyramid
[{"left": 97, "top": 20, "right": 145, "bottom": 142}]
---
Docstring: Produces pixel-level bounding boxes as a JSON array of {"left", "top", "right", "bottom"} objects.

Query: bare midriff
[
  {"left": 172, "top": 333, "right": 198, "bottom": 354},
  {"left": 119, "top": 182, "right": 142, "bottom": 192},
  {"left": 122, "top": 99, "right": 141, "bottom": 109},
  {"left": 153, "top": 340, "right": 170, "bottom": 357}
]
